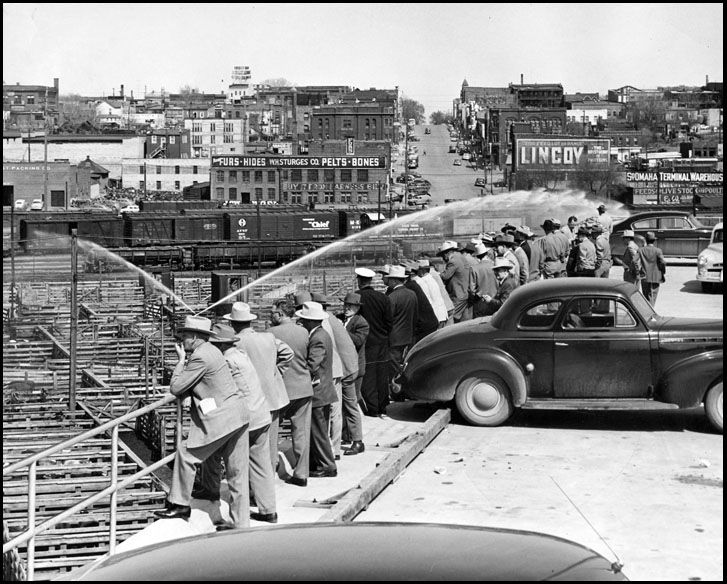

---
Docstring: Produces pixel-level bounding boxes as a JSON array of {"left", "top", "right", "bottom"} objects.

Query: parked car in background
[
  {"left": 424, "top": 128, "right": 431, "bottom": 134},
  {"left": 453, "top": 159, "right": 462, "bottom": 166},
  {"left": 400, "top": 278, "right": 723, "bottom": 432},
  {"left": 474, "top": 178, "right": 487, "bottom": 187},
  {"left": 462, "top": 153, "right": 472, "bottom": 161},
  {"left": 609, "top": 211, "right": 712, "bottom": 258},
  {"left": 408, "top": 194, "right": 432, "bottom": 207},
  {"left": 30, "top": 199, "right": 45, "bottom": 211},
  {"left": 13, "top": 199, "right": 28, "bottom": 211},
  {"left": 697, "top": 222, "right": 723, "bottom": 293},
  {"left": 63, "top": 522, "right": 628, "bottom": 581},
  {"left": 119, "top": 204, "right": 140, "bottom": 214},
  {"left": 493, "top": 180, "right": 507, "bottom": 188}
]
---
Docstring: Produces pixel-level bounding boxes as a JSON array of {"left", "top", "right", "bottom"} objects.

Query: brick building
[
  {"left": 3, "top": 160, "right": 84, "bottom": 207},
  {"left": 144, "top": 128, "right": 192, "bottom": 159},
  {"left": 121, "top": 158, "right": 210, "bottom": 193},
  {"left": 209, "top": 140, "right": 390, "bottom": 206},
  {"left": 3, "top": 78, "right": 60, "bottom": 130},
  {"left": 310, "top": 103, "right": 395, "bottom": 141}
]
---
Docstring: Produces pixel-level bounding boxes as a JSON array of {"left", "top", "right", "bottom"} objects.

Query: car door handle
[{"left": 555, "top": 342, "right": 569, "bottom": 346}]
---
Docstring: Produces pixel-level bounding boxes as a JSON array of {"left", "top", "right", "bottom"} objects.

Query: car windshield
[
  {"left": 712, "top": 228, "right": 723, "bottom": 244},
  {"left": 629, "top": 289, "right": 658, "bottom": 321},
  {"left": 688, "top": 214, "right": 706, "bottom": 228}
]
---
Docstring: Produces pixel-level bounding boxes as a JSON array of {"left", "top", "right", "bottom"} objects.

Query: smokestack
[
  {"left": 706, "top": 74, "right": 709, "bottom": 85},
  {"left": 520, "top": 74, "right": 524, "bottom": 85},
  {"left": 121, "top": 84, "right": 125, "bottom": 99},
  {"left": 54, "top": 78, "right": 59, "bottom": 91}
]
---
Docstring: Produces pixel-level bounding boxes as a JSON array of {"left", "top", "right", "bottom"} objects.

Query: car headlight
[{"left": 698, "top": 255, "right": 708, "bottom": 266}]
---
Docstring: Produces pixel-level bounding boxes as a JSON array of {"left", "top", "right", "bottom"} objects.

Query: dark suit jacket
[
  {"left": 404, "top": 280, "right": 438, "bottom": 341},
  {"left": 342, "top": 313, "right": 369, "bottom": 379},
  {"left": 638, "top": 245, "right": 666, "bottom": 283},
  {"left": 170, "top": 341, "right": 249, "bottom": 449},
  {"left": 488, "top": 274, "right": 518, "bottom": 312},
  {"left": 386, "top": 284, "right": 418, "bottom": 347},
  {"left": 307, "top": 325, "right": 337, "bottom": 407},
  {"left": 356, "top": 285, "right": 392, "bottom": 346}
]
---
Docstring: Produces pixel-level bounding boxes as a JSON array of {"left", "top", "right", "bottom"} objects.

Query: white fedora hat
[
  {"left": 386, "top": 265, "right": 407, "bottom": 279},
  {"left": 177, "top": 315, "right": 213, "bottom": 335},
  {"left": 437, "top": 240, "right": 459, "bottom": 255},
  {"left": 223, "top": 301, "right": 258, "bottom": 322},
  {"left": 295, "top": 301, "right": 330, "bottom": 321}
]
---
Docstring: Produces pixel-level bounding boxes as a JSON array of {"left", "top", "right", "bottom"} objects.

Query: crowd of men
[{"left": 154, "top": 202, "right": 667, "bottom": 528}]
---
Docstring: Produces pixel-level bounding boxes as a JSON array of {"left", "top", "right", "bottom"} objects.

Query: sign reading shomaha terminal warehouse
[{"left": 210, "top": 153, "right": 389, "bottom": 205}]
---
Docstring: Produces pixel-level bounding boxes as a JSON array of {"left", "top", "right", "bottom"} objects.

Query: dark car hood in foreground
[{"left": 62, "top": 522, "right": 627, "bottom": 581}]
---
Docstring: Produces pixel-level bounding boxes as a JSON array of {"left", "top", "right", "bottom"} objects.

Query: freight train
[{"left": 16, "top": 206, "right": 429, "bottom": 271}]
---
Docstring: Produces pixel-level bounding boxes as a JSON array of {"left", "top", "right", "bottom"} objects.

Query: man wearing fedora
[
  {"left": 438, "top": 240, "right": 472, "bottom": 323},
  {"left": 509, "top": 230, "right": 530, "bottom": 286},
  {"left": 516, "top": 225, "right": 542, "bottom": 283},
  {"left": 311, "top": 292, "right": 362, "bottom": 458},
  {"left": 339, "top": 292, "right": 370, "bottom": 406},
  {"left": 494, "top": 233, "right": 521, "bottom": 285},
  {"left": 619, "top": 230, "right": 644, "bottom": 287},
  {"left": 481, "top": 258, "right": 519, "bottom": 315},
  {"left": 384, "top": 264, "right": 418, "bottom": 404},
  {"left": 154, "top": 316, "right": 251, "bottom": 527},
  {"left": 537, "top": 219, "right": 567, "bottom": 279},
  {"left": 268, "top": 298, "right": 313, "bottom": 487},
  {"left": 638, "top": 231, "right": 666, "bottom": 305},
  {"left": 206, "top": 323, "right": 277, "bottom": 526},
  {"left": 469, "top": 241, "right": 498, "bottom": 318},
  {"left": 572, "top": 225, "right": 597, "bottom": 277},
  {"left": 296, "top": 301, "right": 338, "bottom": 477},
  {"left": 592, "top": 224, "right": 612, "bottom": 279},
  {"left": 355, "top": 267, "right": 393, "bottom": 417},
  {"left": 224, "top": 302, "right": 293, "bottom": 475},
  {"left": 412, "top": 259, "right": 449, "bottom": 329}
]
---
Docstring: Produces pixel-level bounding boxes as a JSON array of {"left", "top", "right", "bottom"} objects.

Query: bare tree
[
  {"left": 402, "top": 97, "right": 425, "bottom": 124},
  {"left": 260, "top": 78, "right": 296, "bottom": 87}
]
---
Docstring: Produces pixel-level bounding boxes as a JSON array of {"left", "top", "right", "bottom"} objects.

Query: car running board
[{"left": 522, "top": 399, "right": 680, "bottom": 411}]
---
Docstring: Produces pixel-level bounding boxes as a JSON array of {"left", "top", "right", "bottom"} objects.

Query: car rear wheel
[
  {"left": 704, "top": 381, "right": 723, "bottom": 433},
  {"left": 455, "top": 371, "right": 513, "bottom": 426}
]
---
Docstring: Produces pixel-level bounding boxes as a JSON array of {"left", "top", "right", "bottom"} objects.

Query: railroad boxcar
[
  {"left": 20, "top": 217, "right": 72, "bottom": 252},
  {"left": 174, "top": 211, "right": 226, "bottom": 243},
  {"left": 124, "top": 213, "right": 177, "bottom": 246},
  {"left": 75, "top": 214, "right": 126, "bottom": 248}
]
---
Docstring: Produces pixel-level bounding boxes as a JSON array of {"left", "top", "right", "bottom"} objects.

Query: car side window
[
  {"left": 518, "top": 301, "right": 562, "bottom": 329},
  {"left": 632, "top": 218, "right": 658, "bottom": 229},
  {"left": 615, "top": 301, "right": 638, "bottom": 327},
  {"left": 660, "top": 217, "right": 689, "bottom": 230},
  {"left": 561, "top": 298, "right": 615, "bottom": 329}
]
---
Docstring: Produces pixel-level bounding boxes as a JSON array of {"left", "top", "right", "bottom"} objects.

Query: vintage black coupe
[
  {"left": 609, "top": 211, "right": 712, "bottom": 258},
  {"left": 400, "top": 279, "right": 723, "bottom": 432}
]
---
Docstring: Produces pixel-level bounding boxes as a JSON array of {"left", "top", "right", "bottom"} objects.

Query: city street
[{"left": 356, "top": 264, "right": 723, "bottom": 581}]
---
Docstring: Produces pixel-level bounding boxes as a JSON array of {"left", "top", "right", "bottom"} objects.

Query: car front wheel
[
  {"left": 704, "top": 381, "right": 723, "bottom": 433},
  {"left": 455, "top": 371, "right": 513, "bottom": 426}
]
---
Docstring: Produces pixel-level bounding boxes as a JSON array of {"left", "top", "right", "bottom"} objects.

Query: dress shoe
[
  {"left": 309, "top": 467, "right": 337, "bottom": 478},
  {"left": 250, "top": 511, "right": 278, "bottom": 523},
  {"left": 334, "top": 454, "right": 341, "bottom": 461},
  {"left": 344, "top": 441, "right": 365, "bottom": 456},
  {"left": 216, "top": 522, "right": 236, "bottom": 531},
  {"left": 286, "top": 476, "right": 308, "bottom": 487},
  {"left": 154, "top": 503, "right": 191, "bottom": 520}
]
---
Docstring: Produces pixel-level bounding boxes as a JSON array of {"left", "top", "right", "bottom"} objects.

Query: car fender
[
  {"left": 656, "top": 349, "right": 723, "bottom": 407},
  {"left": 407, "top": 348, "right": 529, "bottom": 404}
]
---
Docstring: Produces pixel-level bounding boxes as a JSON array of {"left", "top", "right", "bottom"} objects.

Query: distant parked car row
[{"left": 14, "top": 198, "right": 45, "bottom": 211}]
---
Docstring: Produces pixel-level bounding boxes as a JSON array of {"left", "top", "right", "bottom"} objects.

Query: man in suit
[
  {"left": 355, "top": 267, "right": 392, "bottom": 417},
  {"left": 494, "top": 233, "right": 522, "bottom": 284},
  {"left": 620, "top": 230, "right": 643, "bottom": 288},
  {"left": 411, "top": 259, "right": 448, "bottom": 328},
  {"left": 469, "top": 242, "right": 498, "bottom": 318},
  {"left": 296, "top": 301, "right": 338, "bottom": 478},
  {"left": 339, "top": 292, "right": 369, "bottom": 407},
  {"left": 224, "top": 302, "right": 293, "bottom": 474},
  {"left": 592, "top": 223, "right": 612, "bottom": 278},
  {"left": 573, "top": 226, "right": 597, "bottom": 277},
  {"left": 515, "top": 225, "right": 542, "bottom": 283},
  {"left": 268, "top": 298, "right": 313, "bottom": 487},
  {"left": 384, "top": 265, "right": 418, "bottom": 404},
  {"left": 207, "top": 323, "right": 277, "bottom": 526},
  {"left": 537, "top": 219, "right": 567, "bottom": 279},
  {"left": 481, "top": 258, "right": 519, "bottom": 315},
  {"left": 311, "top": 292, "right": 361, "bottom": 459},
  {"left": 638, "top": 231, "right": 667, "bottom": 305},
  {"left": 154, "top": 316, "right": 250, "bottom": 528},
  {"left": 438, "top": 240, "right": 471, "bottom": 323}
]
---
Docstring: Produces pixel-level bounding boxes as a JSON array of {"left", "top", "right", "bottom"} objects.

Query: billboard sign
[
  {"left": 515, "top": 138, "right": 610, "bottom": 171},
  {"left": 626, "top": 171, "right": 723, "bottom": 205},
  {"left": 212, "top": 155, "right": 386, "bottom": 169}
]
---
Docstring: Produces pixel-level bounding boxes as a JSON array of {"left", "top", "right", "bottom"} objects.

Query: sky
[{"left": 3, "top": 3, "right": 723, "bottom": 115}]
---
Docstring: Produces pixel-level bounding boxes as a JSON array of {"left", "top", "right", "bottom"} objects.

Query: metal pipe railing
[{"left": 3, "top": 392, "right": 181, "bottom": 577}]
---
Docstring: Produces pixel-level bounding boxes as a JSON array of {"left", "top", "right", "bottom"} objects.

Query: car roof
[
  {"left": 64, "top": 522, "right": 625, "bottom": 581},
  {"left": 492, "top": 278, "right": 635, "bottom": 327},
  {"left": 615, "top": 210, "right": 692, "bottom": 223}
]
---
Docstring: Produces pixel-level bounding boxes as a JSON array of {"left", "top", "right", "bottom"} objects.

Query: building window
[
  {"left": 255, "top": 187, "right": 263, "bottom": 200},
  {"left": 340, "top": 192, "right": 351, "bottom": 203},
  {"left": 139, "top": 181, "right": 145, "bottom": 189},
  {"left": 229, "top": 187, "right": 237, "bottom": 200},
  {"left": 210, "top": 135, "right": 216, "bottom": 144},
  {"left": 340, "top": 169, "right": 352, "bottom": 182},
  {"left": 193, "top": 165, "right": 198, "bottom": 174},
  {"left": 192, "top": 135, "right": 202, "bottom": 145},
  {"left": 291, "top": 192, "right": 302, "bottom": 204},
  {"left": 324, "top": 169, "right": 335, "bottom": 182},
  {"left": 357, "top": 169, "right": 368, "bottom": 182},
  {"left": 224, "top": 134, "right": 233, "bottom": 143},
  {"left": 281, "top": 192, "right": 289, "bottom": 203},
  {"left": 324, "top": 191, "right": 334, "bottom": 204},
  {"left": 175, "top": 165, "right": 180, "bottom": 174},
  {"left": 209, "top": 123, "right": 216, "bottom": 132},
  {"left": 291, "top": 169, "right": 302, "bottom": 182},
  {"left": 224, "top": 123, "right": 234, "bottom": 132},
  {"left": 308, "top": 193, "right": 319, "bottom": 205},
  {"left": 216, "top": 187, "right": 225, "bottom": 198},
  {"left": 358, "top": 192, "right": 369, "bottom": 204},
  {"left": 342, "top": 119, "right": 352, "bottom": 129},
  {"left": 170, "top": 135, "right": 176, "bottom": 144},
  {"left": 156, "top": 166, "right": 162, "bottom": 174},
  {"left": 254, "top": 170, "right": 263, "bottom": 183},
  {"left": 139, "top": 165, "right": 144, "bottom": 174},
  {"left": 156, "top": 181, "right": 162, "bottom": 190},
  {"left": 151, "top": 135, "right": 157, "bottom": 144},
  {"left": 267, "top": 188, "right": 276, "bottom": 200},
  {"left": 216, "top": 171, "right": 225, "bottom": 182},
  {"left": 229, "top": 170, "right": 237, "bottom": 182},
  {"left": 175, "top": 181, "right": 180, "bottom": 190},
  {"left": 307, "top": 169, "right": 319, "bottom": 181},
  {"left": 192, "top": 123, "right": 202, "bottom": 132},
  {"left": 241, "top": 170, "right": 250, "bottom": 183}
]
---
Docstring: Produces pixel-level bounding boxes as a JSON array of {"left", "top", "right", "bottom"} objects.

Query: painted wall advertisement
[
  {"left": 626, "top": 171, "right": 723, "bottom": 204},
  {"left": 212, "top": 155, "right": 386, "bottom": 168},
  {"left": 515, "top": 138, "right": 611, "bottom": 171}
]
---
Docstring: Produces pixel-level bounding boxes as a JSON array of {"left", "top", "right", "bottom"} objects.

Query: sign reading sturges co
[
  {"left": 515, "top": 137, "right": 611, "bottom": 171},
  {"left": 212, "top": 155, "right": 386, "bottom": 169}
]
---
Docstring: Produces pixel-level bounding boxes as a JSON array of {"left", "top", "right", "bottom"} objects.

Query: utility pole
[
  {"left": 69, "top": 229, "right": 78, "bottom": 412},
  {"left": 44, "top": 87, "right": 49, "bottom": 207},
  {"left": 10, "top": 203, "right": 16, "bottom": 321}
]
